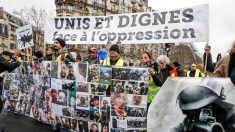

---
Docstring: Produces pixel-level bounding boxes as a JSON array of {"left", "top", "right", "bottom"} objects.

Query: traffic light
[{"left": 165, "top": 43, "right": 171, "bottom": 52}]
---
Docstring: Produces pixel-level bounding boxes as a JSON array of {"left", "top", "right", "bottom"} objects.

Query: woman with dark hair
[
  {"left": 90, "top": 123, "right": 99, "bottom": 132},
  {"left": 44, "top": 46, "right": 54, "bottom": 61},
  {"left": 139, "top": 51, "right": 163, "bottom": 108}
]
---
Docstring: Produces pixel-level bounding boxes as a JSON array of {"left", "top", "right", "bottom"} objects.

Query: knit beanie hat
[
  {"left": 2, "top": 51, "right": 13, "bottom": 57},
  {"left": 55, "top": 38, "right": 66, "bottom": 48},
  {"left": 34, "top": 51, "right": 43, "bottom": 59},
  {"left": 109, "top": 44, "right": 120, "bottom": 54}
]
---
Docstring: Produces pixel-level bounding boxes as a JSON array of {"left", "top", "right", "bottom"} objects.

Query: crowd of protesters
[{"left": 0, "top": 38, "right": 235, "bottom": 131}]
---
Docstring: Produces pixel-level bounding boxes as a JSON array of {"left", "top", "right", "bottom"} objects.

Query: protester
[
  {"left": 157, "top": 55, "right": 173, "bottom": 82},
  {"left": 83, "top": 47, "right": 99, "bottom": 64},
  {"left": 186, "top": 63, "right": 204, "bottom": 77},
  {"left": 213, "top": 41, "right": 235, "bottom": 85},
  {"left": 76, "top": 53, "right": 82, "bottom": 62},
  {"left": 44, "top": 46, "right": 54, "bottom": 61},
  {"left": 53, "top": 38, "right": 75, "bottom": 63},
  {"left": 0, "top": 51, "right": 22, "bottom": 132},
  {"left": 32, "top": 51, "right": 43, "bottom": 61},
  {"left": 203, "top": 44, "right": 214, "bottom": 76},
  {"left": 103, "top": 44, "right": 127, "bottom": 66},
  {"left": 139, "top": 52, "right": 162, "bottom": 108},
  {"left": 171, "top": 61, "right": 185, "bottom": 77}
]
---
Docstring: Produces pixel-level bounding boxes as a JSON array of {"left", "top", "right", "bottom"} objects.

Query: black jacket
[
  {"left": 0, "top": 54, "right": 21, "bottom": 74},
  {"left": 203, "top": 52, "right": 214, "bottom": 72}
]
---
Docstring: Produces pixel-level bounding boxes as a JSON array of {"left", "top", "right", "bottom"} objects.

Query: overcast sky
[{"left": 1, "top": 0, "right": 235, "bottom": 61}]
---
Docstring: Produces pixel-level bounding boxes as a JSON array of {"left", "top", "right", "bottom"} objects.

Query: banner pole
[{"left": 26, "top": 48, "right": 30, "bottom": 61}]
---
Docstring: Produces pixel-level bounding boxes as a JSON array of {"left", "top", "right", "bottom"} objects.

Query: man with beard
[
  {"left": 83, "top": 47, "right": 99, "bottom": 64},
  {"left": 53, "top": 38, "right": 75, "bottom": 63},
  {"left": 103, "top": 44, "right": 126, "bottom": 66}
]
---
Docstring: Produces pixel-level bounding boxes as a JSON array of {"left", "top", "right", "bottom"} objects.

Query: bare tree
[{"left": 13, "top": 6, "right": 49, "bottom": 31}]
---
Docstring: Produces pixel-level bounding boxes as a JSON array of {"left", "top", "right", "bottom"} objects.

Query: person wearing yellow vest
[
  {"left": 139, "top": 52, "right": 163, "bottom": 109},
  {"left": 53, "top": 38, "right": 75, "bottom": 63},
  {"left": 187, "top": 63, "right": 204, "bottom": 77},
  {"left": 83, "top": 47, "right": 99, "bottom": 64},
  {"left": 103, "top": 44, "right": 127, "bottom": 96},
  {"left": 103, "top": 44, "right": 127, "bottom": 66}
]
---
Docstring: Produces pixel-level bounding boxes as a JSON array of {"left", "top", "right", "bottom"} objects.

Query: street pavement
[{"left": 0, "top": 110, "right": 52, "bottom": 132}]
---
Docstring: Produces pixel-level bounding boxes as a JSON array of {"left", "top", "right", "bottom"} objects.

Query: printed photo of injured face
[{"left": 60, "top": 62, "right": 68, "bottom": 79}]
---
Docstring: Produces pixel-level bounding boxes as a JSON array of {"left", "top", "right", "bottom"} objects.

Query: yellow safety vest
[
  {"left": 187, "top": 69, "right": 203, "bottom": 77},
  {"left": 103, "top": 58, "right": 124, "bottom": 66},
  {"left": 147, "top": 77, "right": 160, "bottom": 103},
  {"left": 55, "top": 53, "right": 68, "bottom": 62}
]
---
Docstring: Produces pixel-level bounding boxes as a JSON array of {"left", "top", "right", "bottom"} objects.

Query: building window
[
  {"left": 10, "top": 34, "right": 14, "bottom": 40},
  {"left": 10, "top": 43, "right": 15, "bottom": 50},
  {"left": 66, "top": 3, "right": 73, "bottom": 12},
  {"left": 57, "top": 3, "right": 63, "bottom": 10},
  {"left": 121, "top": 0, "right": 125, "bottom": 6},
  {"left": 10, "top": 25, "right": 15, "bottom": 31}
]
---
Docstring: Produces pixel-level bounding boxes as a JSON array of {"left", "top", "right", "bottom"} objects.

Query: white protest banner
[
  {"left": 16, "top": 24, "right": 34, "bottom": 50},
  {"left": 45, "top": 4, "right": 208, "bottom": 44}
]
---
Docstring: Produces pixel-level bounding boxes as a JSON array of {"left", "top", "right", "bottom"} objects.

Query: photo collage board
[{"left": 2, "top": 61, "right": 149, "bottom": 132}]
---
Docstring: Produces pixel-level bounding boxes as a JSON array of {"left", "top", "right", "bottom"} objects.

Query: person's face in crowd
[
  {"left": 54, "top": 40, "right": 62, "bottom": 51},
  {"left": 60, "top": 63, "right": 67, "bottom": 78},
  {"left": 89, "top": 51, "right": 97, "bottom": 59},
  {"left": 103, "top": 100, "right": 109, "bottom": 108},
  {"left": 46, "top": 48, "right": 54, "bottom": 55},
  {"left": 91, "top": 124, "right": 98, "bottom": 132},
  {"left": 102, "top": 125, "right": 108, "bottom": 132},
  {"left": 159, "top": 60, "right": 166, "bottom": 69},
  {"left": 76, "top": 58, "right": 81, "bottom": 62},
  {"left": 3, "top": 55, "right": 11, "bottom": 61},
  {"left": 191, "top": 64, "right": 197, "bottom": 71},
  {"left": 133, "top": 95, "right": 142, "bottom": 105},
  {"left": 141, "top": 53, "right": 150, "bottom": 64},
  {"left": 110, "top": 50, "right": 119, "bottom": 59}
]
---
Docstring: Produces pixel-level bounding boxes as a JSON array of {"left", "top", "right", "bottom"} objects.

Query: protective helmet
[{"left": 177, "top": 85, "right": 220, "bottom": 110}]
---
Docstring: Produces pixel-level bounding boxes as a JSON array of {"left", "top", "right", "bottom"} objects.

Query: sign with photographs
[
  {"left": 2, "top": 61, "right": 149, "bottom": 132},
  {"left": 16, "top": 24, "right": 34, "bottom": 50},
  {"left": 148, "top": 78, "right": 235, "bottom": 132},
  {"left": 45, "top": 4, "right": 208, "bottom": 44}
]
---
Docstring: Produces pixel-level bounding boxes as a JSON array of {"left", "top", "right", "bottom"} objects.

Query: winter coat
[
  {"left": 0, "top": 54, "right": 21, "bottom": 74},
  {"left": 203, "top": 52, "right": 214, "bottom": 72},
  {"left": 213, "top": 54, "right": 230, "bottom": 77}
]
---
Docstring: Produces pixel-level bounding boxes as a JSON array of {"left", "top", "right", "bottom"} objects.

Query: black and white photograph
[
  {"left": 129, "top": 68, "right": 149, "bottom": 81},
  {"left": 100, "top": 97, "right": 111, "bottom": 111},
  {"left": 127, "top": 117, "right": 147, "bottom": 129},
  {"left": 90, "top": 83, "right": 106, "bottom": 96},
  {"left": 62, "top": 107, "right": 72, "bottom": 117},
  {"left": 88, "top": 64, "right": 100, "bottom": 83},
  {"left": 111, "top": 80, "right": 128, "bottom": 93},
  {"left": 148, "top": 78, "right": 235, "bottom": 132},
  {"left": 127, "top": 107, "right": 147, "bottom": 117},
  {"left": 51, "top": 62, "right": 59, "bottom": 78},
  {"left": 112, "top": 67, "right": 130, "bottom": 80},
  {"left": 99, "top": 66, "right": 112, "bottom": 84},
  {"left": 77, "top": 63, "right": 88, "bottom": 82},
  {"left": 127, "top": 81, "right": 148, "bottom": 95}
]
